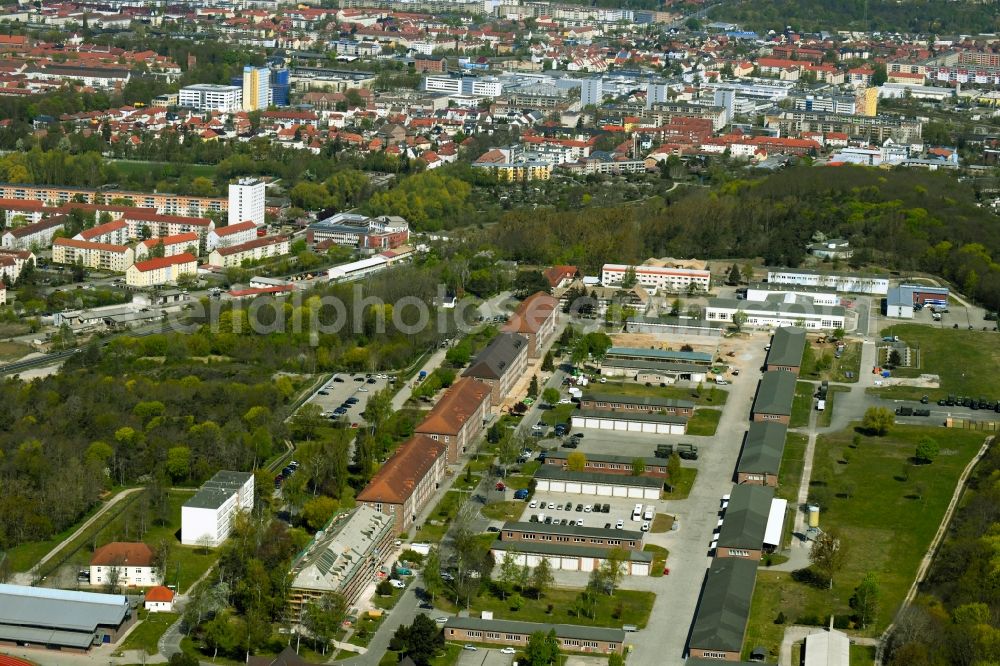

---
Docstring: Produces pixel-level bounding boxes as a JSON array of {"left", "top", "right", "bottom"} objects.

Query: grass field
[
  {"left": 0, "top": 340, "right": 29, "bottom": 361},
  {"left": 650, "top": 513, "right": 675, "bottom": 532},
  {"left": 687, "top": 408, "right": 722, "bottom": 436},
  {"left": 875, "top": 324, "right": 1000, "bottom": 401},
  {"left": 416, "top": 490, "right": 465, "bottom": 543},
  {"left": 540, "top": 403, "right": 576, "bottom": 426},
  {"left": 111, "top": 160, "right": 217, "bottom": 179},
  {"left": 743, "top": 424, "right": 986, "bottom": 658},
  {"left": 776, "top": 433, "right": 808, "bottom": 503},
  {"left": 480, "top": 501, "right": 526, "bottom": 522},
  {"left": 121, "top": 611, "right": 178, "bottom": 654},
  {"left": 596, "top": 380, "right": 729, "bottom": 406},
  {"left": 644, "top": 544, "right": 668, "bottom": 577},
  {"left": 664, "top": 467, "right": 697, "bottom": 500},
  {"left": 790, "top": 381, "right": 815, "bottom": 428},
  {"left": 830, "top": 341, "right": 862, "bottom": 383},
  {"left": 439, "top": 587, "right": 655, "bottom": 629}
]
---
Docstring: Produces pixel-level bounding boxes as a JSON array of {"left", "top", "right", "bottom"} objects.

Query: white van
[
  {"left": 643, "top": 506, "right": 654, "bottom": 521},
  {"left": 632, "top": 504, "right": 643, "bottom": 521}
]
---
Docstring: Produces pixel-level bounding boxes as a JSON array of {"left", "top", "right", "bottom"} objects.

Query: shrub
[{"left": 775, "top": 611, "right": 786, "bottom": 625}]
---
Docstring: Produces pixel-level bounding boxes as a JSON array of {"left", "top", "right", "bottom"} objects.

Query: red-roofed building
[
  {"left": 144, "top": 586, "right": 175, "bottom": 612},
  {"left": 90, "top": 542, "right": 161, "bottom": 587},
  {"left": 206, "top": 220, "right": 258, "bottom": 251},
  {"left": 543, "top": 265, "right": 578, "bottom": 289},
  {"left": 415, "top": 378, "right": 493, "bottom": 463},
  {"left": 126, "top": 252, "right": 197, "bottom": 288},
  {"left": 53, "top": 237, "right": 134, "bottom": 272},
  {"left": 357, "top": 434, "right": 449, "bottom": 535},
  {"left": 135, "top": 232, "right": 200, "bottom": 260},
  {"left": 501, "top": 291, "right": 559, "bottom": 359}
]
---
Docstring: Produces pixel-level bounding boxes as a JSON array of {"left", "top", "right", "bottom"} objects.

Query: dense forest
[
  {"left": 884, "top": 443, "right": 1000, "bottom": 664},
  {"left": 0, "top": 265, "right": 456, "bottom": 553},
  {"left": 492, "top": 166, "right": 1000, "bottom": 311},
  {"left": 715, "top": 0, "right": 1000, "bottom": 35}
]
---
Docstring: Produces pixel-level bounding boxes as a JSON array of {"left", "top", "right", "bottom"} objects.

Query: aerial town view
[{"left": 0, "top": 0, "right": 1000, "bottom": 665}]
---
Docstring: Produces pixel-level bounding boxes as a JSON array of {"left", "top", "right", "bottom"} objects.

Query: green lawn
[
  {"left": 121, "top": 611, "right": 178, "bottom": 654},
  {"left": 650, "top": 513, "right": 675, "bottom": 533},
  {"left": 442, "top": 587, "right": 654, "bottom": 629},
  {"left": 790, "top": 381, "right": 815, "bottom": 428},
  {"left": 644, "top": 544, "right": 668, "bottom": 577},
  {"left": 46, "top": 489, "right": 216, "bottom": 592},
  {"left": 347, "top": 614, "right": 383, "bottom": 647},
  {"left": 480, "top": 501, "right": 526, "bottom": 522},
  {"left": 664, "top": 467, "right": 697, "bottom": 500},
  {"left": 373, "top": 583, "right": 407, "bottom": 610},
  {"left": 830, "top": 341, "right": 862, "bottom": 383},
  {"left": 416, "top": 491, "right": 465, "bottom": 543},
  {"left": 875, "top": 324, "right": 1000, "bottom": 401},
  {"left": 851, "top": 644, "right": 876, "bottom": 666},
  {"left": 595, "top": 380, "right": 729, "bottom": 406},
  {"left": 111, "top": 160, "right": 217, "bottom": 179},
  {"left": 540, "top": 403, "right": 576, "bottom": 426},
  {"left": 687, "top": 408, "right": 722, "bottom": 436},
  {"left": 743, "top": 424, "right": 987, "bottom": 658},
  {"left": 776, "top": 433, "right": 808, "bottom": 502}
]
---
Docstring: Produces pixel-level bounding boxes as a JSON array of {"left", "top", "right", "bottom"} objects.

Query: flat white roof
[{"left": 763, "top": 498, "right": 787, "bottom": 547}]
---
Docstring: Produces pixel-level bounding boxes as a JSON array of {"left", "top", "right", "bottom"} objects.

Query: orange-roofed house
[
  {"left": 415, "top": 378, "right": 493, "bottom": 462},
  {"left": 125, "top": 252, "right": 197, "bottom": 288},
  {"left": 356, "top": 434, "right": 449, "bottom": 535},
  {"left": 501, "top": 291, "right": 559, "bottom": 359},
  {"left": 543, "top": 265, "right": 578, "bottom": 289},
  {"left": 144, "top": 586, "right": 175, "bottom": 612},
  {"left": 90, "top": 542, "right": 161, "bottom": 587},
  {"left": 134, "top": 232, "right": 200, "bottom": 260}
]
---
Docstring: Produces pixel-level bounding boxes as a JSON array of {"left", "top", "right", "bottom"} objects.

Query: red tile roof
[
  {"left": 139, "top": 232, "right": 199, "bottom": 249},
  {"left": 357, "top": 435, "right": 447, "bottom": 504},
  {"left": 54, "top": 237, "right": 130, "bottom": 253},
  {"left": 132, "top": 252, "right": 196, "bottom": 272},
  {"left": 145, "top": 585, "right": 174, "bottom": 602},
  {"left": 90, "top": 541, "right": 154, "bottom": 567},
  {"left": 214, "top": 220, "right": 257, "bottom": 237},
  {"left": 213, "top": 235, "right": 288, "bottom": 256},
  {"left": 415, "top": 378, "right": 492, "bottom": 436},
  {"left": 501, "top": 291, "right": 558, "bottom": 336}
]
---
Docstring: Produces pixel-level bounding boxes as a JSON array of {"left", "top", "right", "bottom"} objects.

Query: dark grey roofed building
[
  {"left": 490, "top": 539, "right": 654, "bottom": 563},
  {"left": 736, "top": 421, "right": 787, "bottom": 486},
  {"left": 502, "top": 520, "right": 644, "bottom": 542},
  {"left": 752, "top": 370, "right": 798, "bottom": 423},
  {"left": 444, "top": 616, "right": 626, "bottom": 653},
  {"left": 766, "top": 326, "right": 807, "bottom": 372},
  {"left": 716, "top": 485, "right": 774, "bottom": 559},
  {"left": 534, "top": 465, "right": 664, "bottom": 489},
  {"left": 463, "top": 332, "right": 528, "bottom": 380},
  {"left": 687, "top": 557, "right": 759, "bottom": 660}
]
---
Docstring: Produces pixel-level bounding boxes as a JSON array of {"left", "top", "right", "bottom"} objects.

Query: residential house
[
  {"left": 207, "top": 236, "right": 290, "bottom": 268},
  {"left": 180, "top": 471, "right": 255, "bottom": 547},
  {"left": 143, "top": 586, "right": 175, "bottom": 613},
  {"left": 53, "top": 238, "right": 134, "bottom": 273},
  {"left": 125, "top": 253, "right": 197, "bottom": 288},
  {"left": 134, "top": 232, "right": 200, "bottom": 261},
  {"left": 89, "top": 542, "right": 161, "bottom": 588},
  {"left": 206, "top": 220, "right": 259, "bottom": 251},
  {"left": 1, "top": 214, "right": 65, "bottom": 250}
]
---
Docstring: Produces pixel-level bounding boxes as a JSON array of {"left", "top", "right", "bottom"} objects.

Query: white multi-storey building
[
  {"left": 207, "top": 220, "right": 258, "bottom": 251},
  {"left": 705, "top": 297, "right": 846, "bottom": 330},
  {"left": 179, "top": 84, "right": 243, "bottom": 113},
  {"left": 602, "top": 262, "right": 711, "bottom": 294},
  {"left": 423, "top": 75, "right": 503, "bottom": 97},
  {"left": 228, "top": 178, "right": 265, "bottom": 226},
  {"left": 125, "top": 253, "right": 198, "bottom": 288},
  {"left": 180, "top": 471, "right": 255, "bottom": 547},
  {"left": 207, "top": 235, "right": 289, "bottom": 268}
]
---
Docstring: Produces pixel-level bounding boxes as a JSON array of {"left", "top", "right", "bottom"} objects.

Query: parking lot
[
  {"left": 455, "top": 648, "right": 514, "bottom": 666},
  {"left": 543, "top": 428, "right": 692, "bottom": 461},
  {"left": 306, "top": 373, "right": 391, "bottom": 426},
  {"left": 522, "top": 491, "right": 657, "bottom": 532}
]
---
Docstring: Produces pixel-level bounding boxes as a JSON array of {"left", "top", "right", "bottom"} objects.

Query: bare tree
[{"left": 810, "top": 530, "right": 849, "bottom": 589}]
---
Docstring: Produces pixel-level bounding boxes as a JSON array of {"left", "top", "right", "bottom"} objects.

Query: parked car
[
  {"left": 500, "top": 647, "right": 516, "bottom": 655},
  {"left": 514, "top": 489, "right": 530, "bottom": 500},
  {"left": 528, "top": 500, "right": 538, "bottom": 508},
  {"left": 615, "top": 520, "right": 625, "bottom": 529},
  {"left": 318, "top": 390, "right": 329, "bottom": 395},
  {"left": 390, "top": 580, "right": 405, "bottom": 589},
  {"left": 463, "top": 645, "right": 477, "bottom": 651}
]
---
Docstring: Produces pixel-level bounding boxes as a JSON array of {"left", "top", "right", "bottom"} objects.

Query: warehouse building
[
  {"left": 500, "top": 521, "right": 644, "bottom": 551},
  {"left": 687, "top": 557, "right": 759, "bottom": 661},
  {"left": 886, "top": 284, "right": 950, "bottom": 319},
  {"left": 444, "top": 617, "right": 626, "bottom": 655},
  {"left": 533, "top": 466, "right": 663, "bottom": 500},
  {"left": 490, "top": 539, "right": 653, "bottom": 575},
  {"left": 803, "top": 628, "right": 851, "bottom": 666},
  {"left": 736, "top": 421, "right": 787, "bottom": 487},
  {"left": 751, "top": 371, "right": 797, "bottom": 424},
  {"left": 543, "top": 451, "right": 668, "bottom": 479},
  {"left": 746, "top": 282, "right": 839, "bottom": 307},
  {"left": 571, "top": 408, "right": 687, "bottom": 434},
  {"left": 625, "top": 315, "right": 726, "bottom": 338},
  {"left": 765, "top": 326, "right": 807, "bottom": 374},
  {"left": 0, "top": 584, "right": 134, "bottom": 652},
  {"left": 579, "top": 392, "right": 695, "bottom": 418}
]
